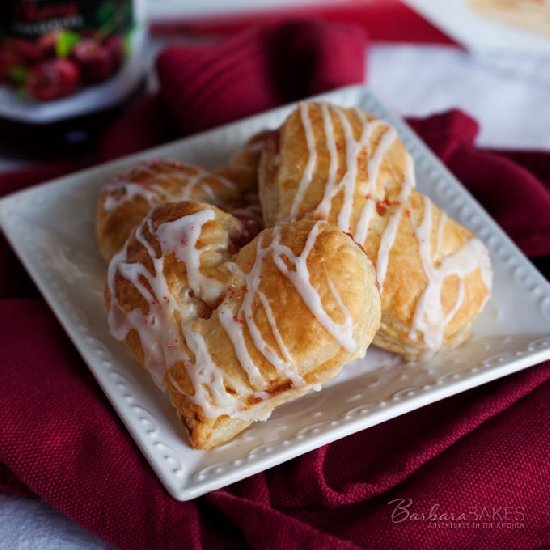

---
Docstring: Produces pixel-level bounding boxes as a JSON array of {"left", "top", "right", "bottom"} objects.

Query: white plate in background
[
  {"left": 146, "top": 0, "right": 346, "bottom": 20},
  {"left": 0, "top": 85, "right": 549, "bottom": 500},
  {"left": 404, "top": 0, "right": 550, "bottom": 54}
]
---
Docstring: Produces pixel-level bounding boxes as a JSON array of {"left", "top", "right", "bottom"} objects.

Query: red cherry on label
[
  {"left": 26, "top": 59, "right": 80, "bottom": 101},
  {"left": 233, "top": 214, "right": 262, "bottom": 248},
  {"left": 38, "top": 31, "right": 60, "bottom": 59},
  {"left": 80, "top": 29, "right": 97, "bottom": 40},
  {"left": 0, "top": 49, "right": 24, "bottom": 83},
  {"left": 103, "top": 35, "right": 125, "bottom": 70},
  {"left": 4, "top": 37, "right": 41, "bottom": 65},
  {"left": 71, "top": 39, "right": 115, "bottom": 84}
]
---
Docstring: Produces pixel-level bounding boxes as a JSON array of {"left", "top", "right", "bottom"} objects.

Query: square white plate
[{"left": 1, "top": 85, "right": 549, "bottom": 500}]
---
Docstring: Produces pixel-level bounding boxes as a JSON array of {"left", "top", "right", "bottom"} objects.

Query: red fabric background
[{"left": 0, "top": 9, "right": 549, "bottom": 550}]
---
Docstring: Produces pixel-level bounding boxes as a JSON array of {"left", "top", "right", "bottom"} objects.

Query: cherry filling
[
  {"left": 26, "top": 59, "right": 79, "bottom": 101},
  {"left": 265, "top": 129, "right": 280, "bottom": 154},
  {"left": 344, "top": 231, "right": 369, "bottom": 256},
  {"left": 232, "top": 214, "right": 262, "bottom": 249},
  {"left": 103, "top": 35, "right": 125, "bottom": 70},
  {"left": 71, "top": 39, "right": 116, "bottom": 84}
]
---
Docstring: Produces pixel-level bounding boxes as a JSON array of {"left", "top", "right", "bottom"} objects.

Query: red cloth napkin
[
  {"left": 158, "top": 21, "right": 366, "bottom": 134},
  {"left": 102, "top": 19, "right": 369, "bottom": 160},
  {"left": 1, "top": 16, "right": 550, "bottom": 550}
]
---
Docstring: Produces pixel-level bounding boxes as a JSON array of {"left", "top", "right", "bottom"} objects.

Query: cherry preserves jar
[{"left": 0, "top": 0, "right": 146, "bottom": 153}]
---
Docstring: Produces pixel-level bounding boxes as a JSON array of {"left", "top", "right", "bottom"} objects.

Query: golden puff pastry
[
  {"left": 106, "top": 201, "right": 381, "bottom": 449},
  {"left": 469, "top": 0, "right": 550, "bottom": 35},
  {"left": 97, "top": 132, "right": 269, "bottom": 262},
  {"left": 217, "top": 130, "right": 272, "bottom": 192},
  {"left": 259, "top": 102, "right": 492, "bottom": 358}
]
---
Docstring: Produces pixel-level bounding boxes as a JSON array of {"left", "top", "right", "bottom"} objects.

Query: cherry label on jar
[{"left": 0, "top": 0, "right": 145, "bottom": 122}]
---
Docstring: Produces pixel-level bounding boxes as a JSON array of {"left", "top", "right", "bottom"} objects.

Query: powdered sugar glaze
[{"left": 102, "top": 160, "right": 235, "bottom": 213}]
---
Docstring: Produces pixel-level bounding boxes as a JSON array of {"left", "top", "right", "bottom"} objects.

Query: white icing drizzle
[
  {"left": 316, "top": 103, "right": 339, "bottom": 218},
  {"left": 269, "top": 222, "right": 357, "bottom": 353},
  {"left": 290, "top": 103, "right": 318, "bottom": 219},
  {"left": 365, "top": 124, "right": 398, "bottom": 193},
  {"left": 353, "top": 125, "right": 398, "bottom": 243},
  {"left": 257, "top": 291, "right": 294, "bottom": 366},
  {"left": 140, "top": 162, "right": 234, "bottom": 193},
  {"left": 289, "top": 102, "right": 418, "bottom": 286},
  {"left": 354, "top": 200, "right": 375, "bottom": 245},
  {"left": 315, "top": 107, "right": 365, "bottom": 230},
  {"left": 293, "top": 103, "right": 399, "bottom": 242},
  {"left": 103, "top": 162, "right": 235, "bottom": 213},
  {"left": 410, "top": 195, "right": 493, "bottom": 350},
  {"left": 108, "top": 220, "right": 184, "bottom": 381},
  {"left": 156, "top": 209, "right": 225, "bottom": 303},
  {"left": 435, "top": 211, "right": 448, "bottom": 259},
  {"left": 107, "top": 211, "right": 240, "bottom": 418},
  {"left": 218, "top": 301, "right": 267, "bottom": 390},
  {"left": 181, "top": 325, "right": 238, "bottom": 417},
  {"left": 238, "top": 236, "right": 303, "bottom": 388},
  {"left": 376, "top": 153, "right": 415, "bottom": 288},
  {"left": 183, "top": 170, "right": 234, "bottom": 198},
  {"left": 226, "top": 222, "right": 355, "bottom": 390},
  {"left": 103, "top": 182, "right": 165, "bottom": 212},
  {"left": 243, "top": 140, "right": 266, "bottom": 153}
]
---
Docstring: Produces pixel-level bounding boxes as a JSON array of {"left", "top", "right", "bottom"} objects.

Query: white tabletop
[{"left": 0, "top": 42, "right": 549, "bottom": 549}]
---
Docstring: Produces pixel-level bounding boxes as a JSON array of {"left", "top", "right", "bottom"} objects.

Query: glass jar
[{"left": 0, "top": 0, "right": 146, "bottom": 155}]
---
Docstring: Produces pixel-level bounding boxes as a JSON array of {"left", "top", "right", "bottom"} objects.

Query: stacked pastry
[{"left": 98, "top": 101, "right": 491, "bottom": 449}]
